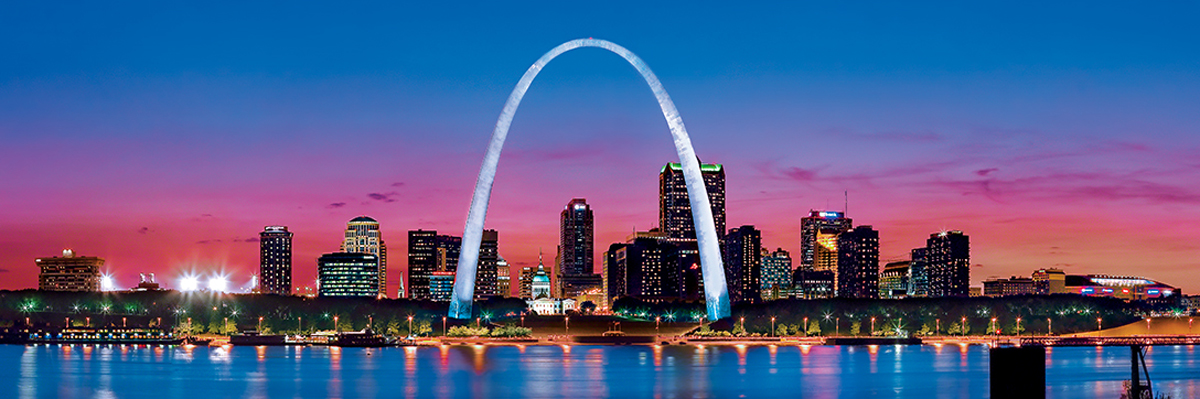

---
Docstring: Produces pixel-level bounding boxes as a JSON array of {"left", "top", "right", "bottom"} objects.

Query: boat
[
  {"left": 229, "top": 330, "right": 287, "bottom": 346},
  {"left": 0, "top": 326, "right": 183, "bottom": 345},
  {"left": 331, "top": 328, "right": 390, "bottom": 347}
]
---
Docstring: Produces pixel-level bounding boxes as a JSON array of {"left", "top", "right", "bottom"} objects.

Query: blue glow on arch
[{"left": 448, "top": 39, "right": 730, "bottom": 321}]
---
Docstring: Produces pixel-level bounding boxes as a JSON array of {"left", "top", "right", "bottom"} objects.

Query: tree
[
  {"left": 1007, "top": 321, "right": 1025, "bottom": 335},
  {"left": 849, "top": 321, "right": 862, "bottom": 336},
  {"left": 731, "top": 322, "right": 746, "bottom": 336},
  {"left": 580, "top": 301, "right": 597, "bottom": 314},
  {"left": 947, "top": 322, "right": 962, "bottom": 336},
  {"left": 918, "top": 323, "right": 931, "bottom": 336},
  {"left": 207, "top": 319, "right": 223, "bottom": 334},
  {"left": 414, "top": 320, "right": 433, "bottom": 336},
  {"left": 775, "top": 323, "right": 789, "bottom": 337},
  {"left": 788, "top": 324, "right": 802, "bottom": 336},
  {"left": 386, "top": 319, "right": 402, "bottom": 336},
  {"left": 806, "top": 320, "right": 821, "bottom": 336}
]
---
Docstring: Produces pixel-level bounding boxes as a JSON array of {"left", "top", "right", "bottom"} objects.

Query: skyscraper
[
  {"left": 659, "top": 162, "right": 725, "bottom": 240},
  {"left": 259, "top": 226, "right": 293, "bottom": 295},
  {"left": 496, "top": 257, "right": 511, "bottom": 297},
  {"left": 925, "top": 231, "right": 970, "bottom": 298},
  {"left": 317, "top": 252, "right": 379, "bottom": 297},
  {"left": 760, "top": 248, "right": 792, "bottom": 301},
  {"left": 475, "top": 229, "right": 499, "bottom": 298},
  {"left": 407, "top": 230, "right": 461, "bottom": 300},
  {"left": 342, "top": 216, "right": 387, "bottom": 298},
  {"left": 722, "top": 225, "right": 763, "bottom": 303},
  {"left": 836, "top": 225, "right": 879, "bottom": 299},
  {"left": 605, "top": 236, "right": 683, "bottom": 301},
  {"left": 36, "top": 249, "right": 102, "bottom": 292},
  {"left": 558, "top": 198, "right": 601, "bottom": 297},
  {"left": 909, "top": 248, "right": 929, "bottom": 297},
  {"left": 799, "top": 210, "right": 852, "bottom": 270}
]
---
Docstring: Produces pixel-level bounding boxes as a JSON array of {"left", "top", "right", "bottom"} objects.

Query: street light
[
  {"left": 870, "top": 317, "right": 876, "bottom": 335},
  {"left": 935, "top": 319, "right": 940, "bottom": 335},
  {"left": 223, "top": 317, "right": 228, "bottom": 334},
  {"left": 298, "top": 316, "right": 302, "bottom": 334},
  {"left": 565, "top": 316, "right": 570, "bottom": 335},
  {"left": 1097, "top": 317, "right": 1102, "bottom": 331},
  {"left": 740, "top": 317, "right": 745, "bottom": 334},
  {"left": 442, "top": 316, "right": 447, "bottom": 336},
  {"left": 334, "top": 315, "right": 339, "bottom": 332},
  {"left": 656, "top": 317, "right": 660, "bottom": 335},
  {"left": 123, "top": 317, "right": 127, "bottom": 328},
  {"left": 408, "top": 315, "right": 414, "bottom": 337},
  {"left": 961, "top": 317, "right": 967, "bottom": 336},
  {"left": 1016, "top": 317, "right": 1022, "bottom": 336},
  {"left": 1047, "top": 318, "right": 1052, "bottom": 336},
  {"left": 990, "top": 317, "right": 997, "bottom": 336},
  {"left": 771, "top": 317, "right": 776, "bottom": 337},
  {"left": 258, "top": 316, "right": 263, "bottom": 331},
  {"left": 803, "top": 317, "right": 808, "bottom": 337},
  {"left": 1146, "top": 318, "right": 1151, "bottom": 332},
  {"left": 835, "top": 317, "right": 840, "bottom": 336}
]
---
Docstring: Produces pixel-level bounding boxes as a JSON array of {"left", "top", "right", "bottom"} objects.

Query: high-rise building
[
  {"left": 925, "top": 231, "right": 970, "bottom": 298},
  {"left": 407, "top": 230, "right": 461, "bottom": 300},
  {"left": 496, "top": 257, "right": 511, "bottom": 297},
  {"left": 602, "top": 243, "right": 626, "bottom": 306},
  {"left": 799, "top": 210, "right": 853, "bottom": 272},
  {"left": 36, "top": 249, "right": 102, "bottom": 292},
  {"left": 605, "top": 236, "right": 683, "bottom": 302},
  {"left": 879, "top": 261, "right": 911, "bottom": 299},
  {"left": 259, "top": 226, "right": 293, "bottom": 295},
  {"left": 836, "top": 225, "right": 879, "bottom": 299},
  {"left": 722, "top": 225, "right": 763, "bottom": 303},
  {"left": 342, "top": 216, "right": 387, "bottom": 298},
  {"left": 429, "top": 271, "right": 455, "bottom": 302},
  {"left": 908, "top": 248, "right": 929, "bottom": 297},
  {"left": 475, "top": 229, "right": 499, "bottom": 298},
  {"left": 659, "top": 162, "right": 725, "bottom": 240},
  {"left": 317, "top": 252, "right": 379, "bottom": 297},
  {"left": 1032, "top": 268, "right": 1067, "bottom": 295},
  {"left": 518, "top": 264, "right": 536, "bottom": 299},
  {"left": 558, "top": 198, "right": 602, "bottom": 297},
  {"left": 760, "top": 248, "right": 792, "bottom": 301}
]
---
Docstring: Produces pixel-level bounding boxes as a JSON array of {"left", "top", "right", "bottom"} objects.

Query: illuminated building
[
  {"left": 317, "top": 252, "right": 379, "bottom": 297},
  {"left": 342, "top": 216, "right": 387, "bottom": 298},
  {"left": 475, "top": 229, "right": 499, "bottom": 298},
  {"left": 604, "top": 235, "right": 683, "bottom": 303},
  {"left": 799, "top": 210, "right": 853, "bottom": 272},
  {"left": 133, "top": 273, "right": 161, "bottom": 291},
  {"left": 496, "top": 257, "right": 511, "bottom": 297},
  {"left": 528, "top": 297, "right": 577, "bottom": 315},
  {"left": 722, "top": 225, "right": 762, "bottom": 303},
  {"left": 924, "top": 230, "right": 970, "bottom": 298},
  {"left": 36, "top": 249, "right": 102, "bottom": 292},
  {"left": 407, "top": 230, "right": 461, "bottom": 299},
  {"left": 1065, "top": 274, "right": 1179, "bottom": 302},
  {"left": 531, "top": 256, "right": 551, "bottom": 299},
  {"left": 836, "top": 225, "right": 879, "bottom": 299},
  {"left": 659, "top": 161, "right": 725, "bottom": 240},
  {"left": 602, "top": 243, "right": 625, "bottom": 306},
  {"left": 792, "top": 269, "right": 834, "bottom": 299},
  {"left": 518, "top": 264, "right": 535, "bottom": 299},
  {"left": 760, "top": 248, "right": 792, "bottom": 301},
  {"left": 429, "top": 271, "right": 455, "bottom": 302},
  {"left": 908, "top": 248, "right": 928, "bottom": 297},
  {"left": 982, "top": 276, "right": 1036, "bottom": 297},
  {"left": 259, "top": 226, "right": 293, "bottom": 295},
  {"left": 1032, "top": 268, "right": 1067, "bottom": 295},
  {"left": 558, "top": 198, "right": 601, "bottom": 297},
  {"left": 879, "top": 261, "right": 910, "bottom": 299}
]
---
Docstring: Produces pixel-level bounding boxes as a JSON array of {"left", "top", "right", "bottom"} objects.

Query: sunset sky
[{"left": 2, "top": 2, "right": 1198, "bottom": 295}]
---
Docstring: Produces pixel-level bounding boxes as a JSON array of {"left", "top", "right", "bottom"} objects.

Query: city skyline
[{"left": 3, "top": 3, "right": 1199, "bottom": 295}]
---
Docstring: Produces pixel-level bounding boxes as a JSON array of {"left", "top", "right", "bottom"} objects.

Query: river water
[{"left": 3, "top": 343, "right": 1198, "bottom": 398}]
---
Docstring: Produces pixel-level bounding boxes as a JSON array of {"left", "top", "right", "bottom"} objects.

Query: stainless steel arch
[{"left": 449, "top": 38, "right": 730, "bottom": 321}]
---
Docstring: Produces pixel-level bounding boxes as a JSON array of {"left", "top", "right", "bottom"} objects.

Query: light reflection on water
[{"left": 2, "top": 344, "right": 1200, "bottom": 398}]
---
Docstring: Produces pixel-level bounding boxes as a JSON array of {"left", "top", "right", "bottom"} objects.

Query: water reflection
[{"left": 5, "top": 344, "right": 1200, "bottom": 398}]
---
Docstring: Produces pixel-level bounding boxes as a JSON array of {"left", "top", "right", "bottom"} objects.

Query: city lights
[
  {"left": 179, "top": 275, "right": 200, "bottom": 292},
  {"left": 208, "top": 275, "right": 229, "bottom": 293},
  {"left": 100, "top": 274, "right": 116, "bottom": 291}
]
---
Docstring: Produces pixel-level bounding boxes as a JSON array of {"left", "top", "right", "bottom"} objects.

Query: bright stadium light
[
  {"left": 208, "top": 275, "right": 229, "bottom": 293},
  {"left": 100, "top": 274, "right": 116, "bottom": 291},
  {"left": 180, "top": 275, "right": 200, "bottom": 292}
]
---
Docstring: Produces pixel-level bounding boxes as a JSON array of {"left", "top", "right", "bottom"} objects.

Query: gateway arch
[{"left": 449, "top": 38, "right": 730, "bottom": 321}]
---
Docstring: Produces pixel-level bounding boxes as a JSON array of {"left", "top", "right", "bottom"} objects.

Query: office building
[
  {"left": 604, "top": 236, "right": 683, "bottom": 302},
  {"left": 342, "top": 216, "right": 387, "bottom": 298},
  {"left": 836, "top": 225, "right": 879, "bottom": 299},
  {"left": 925, "top": 231, "right": 970, "bottom": 297},
  {"left": 559, "top": 198, "right": 602, "bottom": 297},
  {"left": 722, "top": 225, "right": 762, "bottom": 303},
  {"left": 982, "top": 276, "right": 1036, "bottom": 297},
  {"left": 475, "top": 229, "right": 499, "bottom": 298},
  {"left": 659, "top": 161, "right": 725, "bottom": 240},
  {"left": 879, "top": 261, "right": 910, "bottom": 299},
  {"left": 317, "top": 252, "right": 379, "bottom": 297},
  {"left": 259, "top": 226, "right": 293, "bottom": 295},
  {"left": 908, "top": 248, "right": 929, "bottom": 297},
  {"left": 36, "top": 249, "right": 102, "bottom": 292},
  {"left": 799, "top": 210, "right": 853, "bottom": 272},
  {"left": 792, "top": 269, "right": 835, "bottom": 299},
  {"left": 407, "top": 230, "right": 461, "bottom": 300},
  {"left": 429, "top": 271, "right": 455, "bottom": 302},
  {"left": 1032, "top": 268, "right": 1067, "bottom": 295},
  {"left": 496, "top": 257, "right": 511, "bottom": 297},
  {"left": 760, "top": 248, "right": 792, "bottom": 301}
]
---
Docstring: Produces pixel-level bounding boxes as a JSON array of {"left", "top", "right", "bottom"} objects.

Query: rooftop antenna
[{"left": 844, "top": 191, "right": 848, "bottom": 215}]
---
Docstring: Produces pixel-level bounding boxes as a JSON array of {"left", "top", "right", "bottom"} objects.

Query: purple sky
[{"left": 2, "top": 2, "right": 1198, "bottom": 295}]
